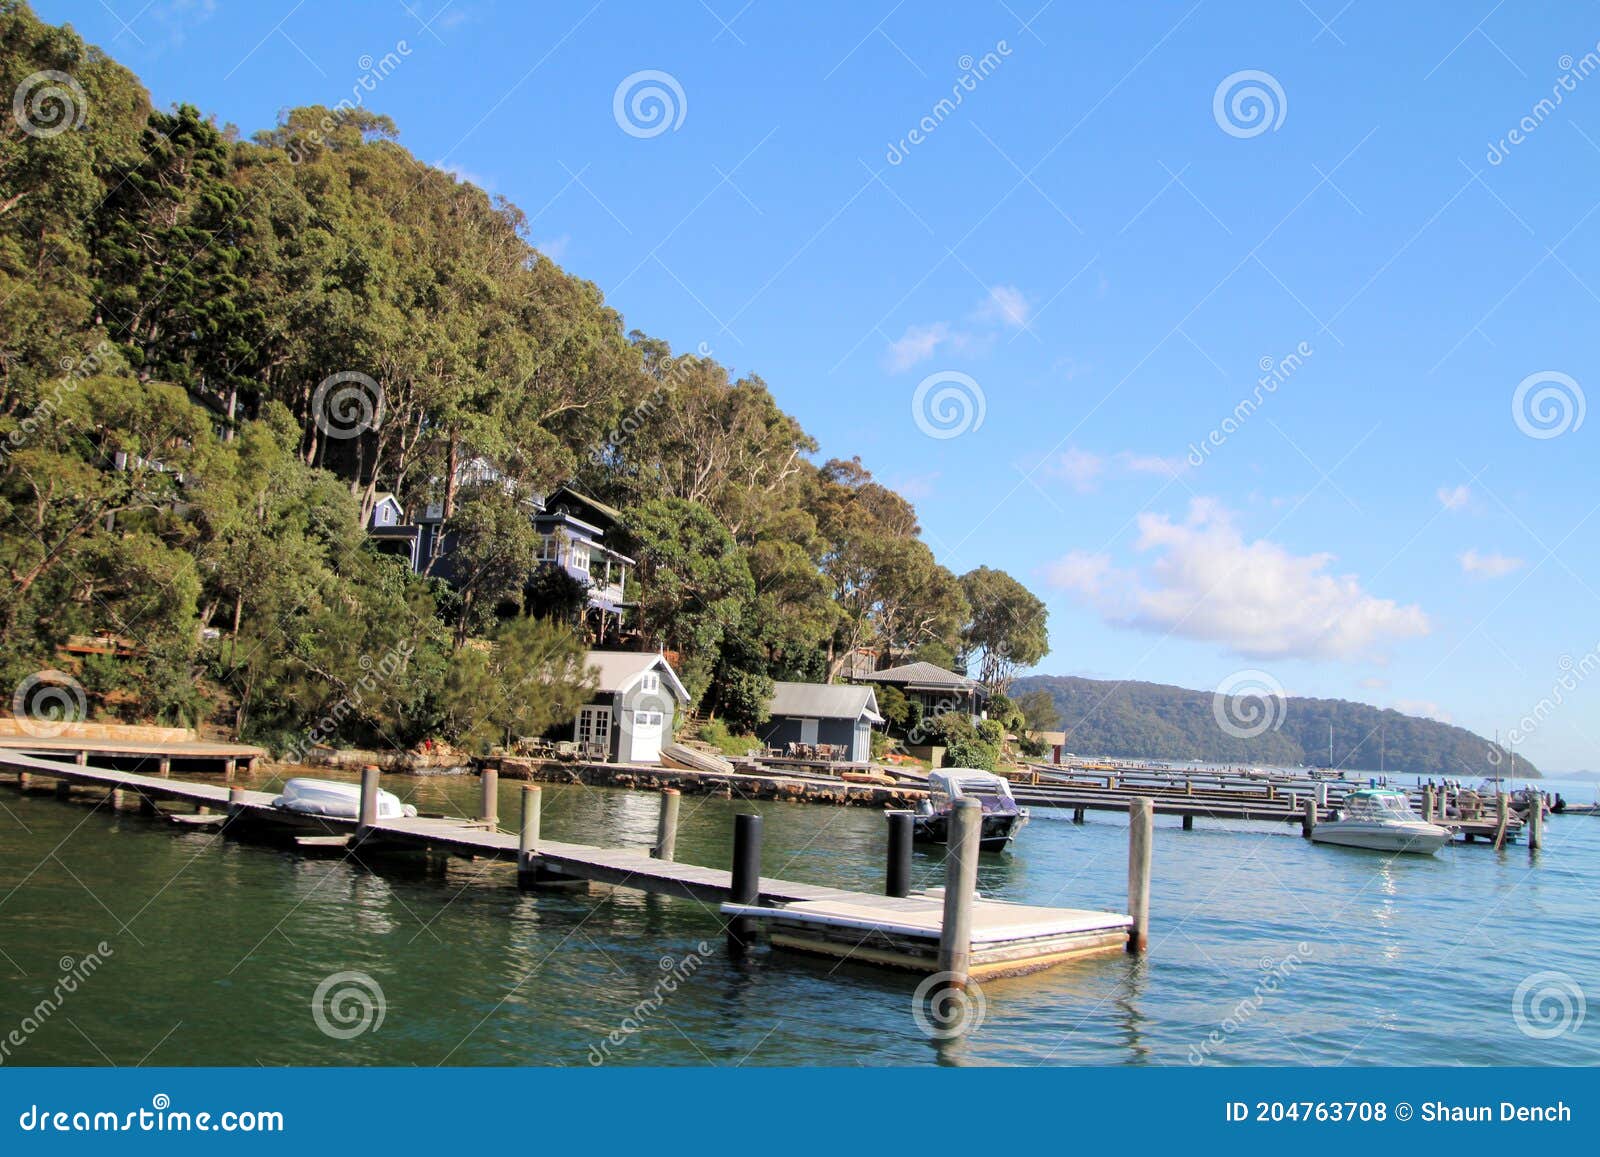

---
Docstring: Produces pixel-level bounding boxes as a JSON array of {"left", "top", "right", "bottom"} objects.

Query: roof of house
[
  {"left": 1033, "top": 730, "right": 1068, "bottom": 746},
  {"left": 767, "top": 681, "right": 884, "bottom": 724},
  {"left": 549, "top": 484, "right": 623, "bottom": 527},
  {"left": 585, "top": 650, "right": 689, "bottom": 701},
  {"left": 854, "top": 661, "right": 982, "bottom": 692}
]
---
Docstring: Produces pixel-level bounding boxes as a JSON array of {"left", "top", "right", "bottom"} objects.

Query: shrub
[{"left": 943, "top": 736, "right": 998, "bottom": 771}]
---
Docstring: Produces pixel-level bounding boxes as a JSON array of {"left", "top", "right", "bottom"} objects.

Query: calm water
[{"left": 2, "top": 768, "right": 1597, "bottom": 1067}]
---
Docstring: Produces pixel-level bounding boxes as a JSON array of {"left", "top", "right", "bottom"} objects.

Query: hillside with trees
[
  {"left": 1011, "top": 674, "right": 1538, "bottom": 778},
  {"left": 0, "top": 3, "right": 1049, "bottom": 754}
]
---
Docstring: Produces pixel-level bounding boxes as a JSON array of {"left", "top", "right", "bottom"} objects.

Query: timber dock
[{"left": 0, "top": 750, "right": 1138, "bottom": 983}]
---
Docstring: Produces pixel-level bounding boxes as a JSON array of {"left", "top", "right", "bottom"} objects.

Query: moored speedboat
[
  {"left": 1310, "top": 788, "right": 1449, "bottom": 855},
  {"left": 910, "top": 769, "right": 1029, "bottom": 852}
]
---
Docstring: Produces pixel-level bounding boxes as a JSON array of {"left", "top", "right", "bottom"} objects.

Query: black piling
[{"left": 886, "top": 811, "right": 913, "bottom": 898}]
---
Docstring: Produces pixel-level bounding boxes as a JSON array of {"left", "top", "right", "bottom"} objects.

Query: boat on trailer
[
  {"left": 910, "top": 769, "right": 1029, "bottom": 853},
  {"left": 1310, "top": 788, "right": 1449, "bottom": 855}
]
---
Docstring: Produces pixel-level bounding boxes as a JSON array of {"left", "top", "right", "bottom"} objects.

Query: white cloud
[
  {"left": 534, "top": 234, "right": 571, "bottom": 262},
  {"left": 1049, "top": 448, "right": 1105, "bottom": 492},
  {"left": 974, "top": 284, "right": 1031, "bottom": 329},
  {"left": 888, "top": 471, "right": 940, "bottom": 501},
  {"left": 1437, "top": 484, "right": 1472, "bottom": 511},
  {"left": 1043, "top": 499, "right": 1431, "bottom": 660},
  {"left": 1394, "top": 698, "right": 1452, "bottom": 723},
  {"left": 885, "top": 322, "right": 952, "bottom": 372},
  {"left": 1358, "top": 676, "right": 1390, "bottom": 691},
  {"left": 1121, "top": 452, "right": 1188, "bottom": 477},
  {"left": 1459, "top": 548, "right": 1525, "bottom": 578},
  {"left": 1046, "top": 447, "right": 1188, "bottom": 491}
]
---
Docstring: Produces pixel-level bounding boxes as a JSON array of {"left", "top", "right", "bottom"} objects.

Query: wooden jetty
[
  {"left": 0, "top": 750, "right": 1138, "bottom": 983},
  {"left": 0, "top": 734, "right": 263, "bottom": 778}
]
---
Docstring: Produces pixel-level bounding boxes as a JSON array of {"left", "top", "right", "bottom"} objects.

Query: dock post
[
  {"left": 158, "top": 757, "right": 170, "bottom": 778},
  {"left": 479, "top": 765, "right": 499, "bottom": 830},
  {"left": 728, "top": 813, "right": 764, "bottom": 954},
  {"left": 1181, "top": 813, "right": 1194, "bottom": 831},
  {"left": 517, "top": 785, "right": 541, "bottom": 888},
  {"left": 223, "top": 757, "right": 236, "bottom": 782},
  {"left": 1127, "top": 798, "right": 1153, "bottom": 954},
  {"left": 936, "top": 798, "right": 981, "bottom": 985},
  {"left": 358, "top": 764, "right": 380, "bottom": 836},
  {"left": 1301, "top": 796, "right": 1317, "bottom": 839},
  {"left": 886, "top": 811, "right": 913, "bottom": 897},
  {"left": 1422, "top": 785, "right": 1435, "bottom": 823},
  {"left": 74, "top": 750, "right": 87, "bottom": 766},
  {"left": 1494, "top": 793, "right": 1511, "bottom": 851},
  {"left": 1072, "top": 806, "right": 1085, "bottom": 824},
  {"left": 55, "top": 779, "right": 71, "bottom": 800},
  {"left": 651, "top": 788, "right": 680, "bottom": 861},
  {"left": 227, "top": 786, "right": 247, "bottom": 826},
  {"left": 1527, "top": 794, "right": 1543, "bottom": 853}
]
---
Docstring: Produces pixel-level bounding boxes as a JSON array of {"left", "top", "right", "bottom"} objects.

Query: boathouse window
[{"left": 639, "top": 672, "right": 660, "bottom": 694}]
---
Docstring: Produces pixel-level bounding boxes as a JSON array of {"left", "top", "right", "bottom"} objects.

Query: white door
[
  {"left": 799, "top": 717, "right": 819, "bottom": 745},
  {"left": 576, "top": 706, "right": 611, "bottom": 759},
  {"left": 629, "top": 710, "right": 664, "bottom": 763}
]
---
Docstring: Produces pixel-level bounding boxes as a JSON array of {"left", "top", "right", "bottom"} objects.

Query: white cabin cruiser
[{"left": 1310, "top": 788, "right": 1449, "bottom": 855}]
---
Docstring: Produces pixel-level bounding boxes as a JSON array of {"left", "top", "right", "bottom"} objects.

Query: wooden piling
[
  {"left": 158, "top": 757, "right": 170, "bottom": 778},
  {"left": 1301, "top": 796, "right": 1317, "bottom": 839},
  {"left": 358, "top": 764, "right": 380, "bottom": 834},
  {"left": 1527, "top": 794, "right": 1543, "bottom": 853},
  {"left": 886, "top": 811, "right": 913, "bottom": 898},
  {"left": 478, "top": 765, "right": 499, "bottom": 829},
  {"left": 54, "top": 779, "right": 71, "bottom": 800},
  {"left": 937, "top": 798, "right": 981, "bottom": 984},
  {"left": 1493, "top": 793, "right": 1510, "bottom": 851},
  {"left": 1422, "top": 785, "right": 1435, "bottom": 823},
  {"left": 223, "top": 757, "right": 236, "bottom": 782},
  {"left": 74, "top": 750, "right": 87, "bottom": 766},
  {"left": 227, "top": 786, "right": 247, "bottom": 823},
  {"left": 1181, "top": 813, "right": 1194, "bottom": 831},
  {"left": 1127, "top": 798, "right": 1153, "bottom": 954},
  {"left": 1072, "top": 806, "right": 1085, "bottom": 824},
  {"left": 517, "top": 785, "right": 541, "bottom": 888},
  {"left": 652, "top": 788, "right": 680, "bottom": 861},
  {"left": 728, "top": 813, "right": 763, "bottom": 953}
]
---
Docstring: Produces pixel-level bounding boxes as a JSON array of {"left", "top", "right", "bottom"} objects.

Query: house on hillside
[
  {"left": 853, "top": 661, "right": 988, "bottom": 722},
  {"left": 757, "top": 681, "right": 883, "bottom": 763},
  {"left": 573, "top": 650, "right": 690, "bottom": 764},
  {"left": 1032, "top": 730, "right": 1068, "bottom": 764},
  {"left": 363, "top": 476, "right": 637, "bottom": 640}
]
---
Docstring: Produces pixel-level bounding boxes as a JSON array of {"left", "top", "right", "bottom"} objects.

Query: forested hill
[{"left": 1012, "top": 675, "right": 1539, "bottom": 778}]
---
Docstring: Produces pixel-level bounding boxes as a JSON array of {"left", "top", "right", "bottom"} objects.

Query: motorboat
[
  {"left": 910, "top": 769, "right": 1029, "bottom": 852},
  {"left": 1310, "top": 788, "right": 1449, "bottom": 855},
  {"left": 271, "top": 776, "right": 416, "bottom": 820}
]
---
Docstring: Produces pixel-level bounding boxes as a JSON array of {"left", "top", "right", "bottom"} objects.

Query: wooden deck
[
  {"left": 0, "top": 735, "right": 263, "bottom": 776},
  {"left": 0, "top": 750, "right": 1130, "bottom": 973}
]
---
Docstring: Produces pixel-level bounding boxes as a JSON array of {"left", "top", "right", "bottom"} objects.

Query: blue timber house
[
  {"left": 364, "top": 470, "right": 637, "bottom": 642},
  {"left": 757, "top": 682, "right": 883, "bottom": 763}
]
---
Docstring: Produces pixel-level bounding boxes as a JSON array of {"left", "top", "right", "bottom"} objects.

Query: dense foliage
[
  {"left": 0, "top": 4, "right": 1048, "bottom": 755},
  {"left": 1012, "top": 675, "right": 1539, "bottom": 778}
]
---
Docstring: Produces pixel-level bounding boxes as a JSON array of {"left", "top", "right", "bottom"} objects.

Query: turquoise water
[{"left": 1, "top": 769, "right": 1596, "bottom": 1066}]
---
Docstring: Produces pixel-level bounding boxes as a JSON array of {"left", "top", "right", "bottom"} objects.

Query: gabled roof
[
  {"left": 767, "top": 681, "right": 883, "bottom": 723},
  {"left": 548, "top": 484, "right": 623, "bottom": 528},
  {"left": 854, "top": 661, "right": 981, "bottom": 692},
  {"left": 585, "top": 650, "right": 689, "bottom": 702}
]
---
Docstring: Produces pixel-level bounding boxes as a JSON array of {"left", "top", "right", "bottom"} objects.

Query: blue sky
[{"left": 42, "top": 1, "right": 1600, "bottom": 771}]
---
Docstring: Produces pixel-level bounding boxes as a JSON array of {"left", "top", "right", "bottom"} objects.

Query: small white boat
[
  {"left": 1310, "top": 788, "right": 1449, "bottom": 855},
  {"left": 271, "top": 777, "right": 416, "bottom": 820}
]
